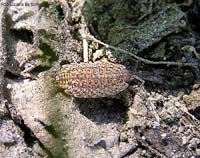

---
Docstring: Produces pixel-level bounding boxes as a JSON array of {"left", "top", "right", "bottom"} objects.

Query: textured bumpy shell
[{"left": 55, "top": 62, "right": 132, "bottom": 98}]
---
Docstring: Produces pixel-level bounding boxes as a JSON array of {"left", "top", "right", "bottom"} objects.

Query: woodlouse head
[{"left": 54, "top": 70, "right": 70, "bottom": 89}]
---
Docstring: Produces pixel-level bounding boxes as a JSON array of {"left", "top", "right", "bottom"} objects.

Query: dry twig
[{"left": 83, "top": 35, "right": 198, "bottom": 68}]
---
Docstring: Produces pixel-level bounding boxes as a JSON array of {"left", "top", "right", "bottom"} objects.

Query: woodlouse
[{"left": 54, "top": 62, "right": 134, "bottom": 98}]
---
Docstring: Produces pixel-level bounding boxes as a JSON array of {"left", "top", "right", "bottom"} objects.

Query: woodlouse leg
[
  {"left": 68, "top": 97, "right": 80, "bottom": 113},
  {"left": 70, "top": 97, "right": 74, "bottom": 107}
]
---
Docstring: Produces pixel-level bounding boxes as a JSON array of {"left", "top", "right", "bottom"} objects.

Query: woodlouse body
[{"left": 55, "top": 62, "right": 132, "bottom": 98}]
